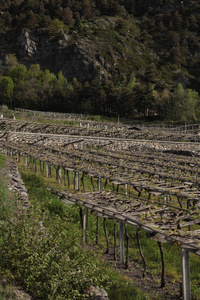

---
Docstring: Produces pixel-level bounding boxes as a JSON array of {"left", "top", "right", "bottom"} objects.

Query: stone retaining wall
[{"left": 1, "top": 158, "right": 29, "bottom": 208}]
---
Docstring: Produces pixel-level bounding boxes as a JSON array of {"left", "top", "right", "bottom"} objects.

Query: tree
[
  {"left": 27, "top": 64, "right": 43, "bottom": 82},
  {"left": 7, "top": 65, "right": 28, "bottom": 84},
  {"left": 14, "top": 79, "right": 39, "bottom": 109},
  {"left": 5, "top": 54, "right": 18, "bottom": 68},
  {"left": 0, "top": 76, "right": 14, "bottom": 107},
  {"left": 171, "top": 83, "right": 199, "bottom": 123},
  {"left": 62, "top": 7, "right": 74, "bottom": 25},
  {"left": 134, "top": 83, "right": 157, "bottom": 118},
  {"left": 27, "top": 10, "right": 37, "bottom": 28},
  {"left": 145, "top": 62, "right": 158, "bottom": 84},
  {"left": 82, "top": 0, "right": 92, "bottom": 19},
  {"left": 47, "top": 18, "right": 68, "bottom": 38},
  {"left": 42, "top": 69, "right": 57, "bottom": 86}
]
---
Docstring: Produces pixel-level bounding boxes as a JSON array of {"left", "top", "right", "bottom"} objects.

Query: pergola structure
[{"left": 1, "top": 131, "right": 200, "bottom": 299}]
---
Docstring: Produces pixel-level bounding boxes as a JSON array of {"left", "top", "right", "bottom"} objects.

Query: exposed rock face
[
  {"left": 17, "top": 29, "right": 37, "bottom": 58},
  {"left": 17, "top": 28, "right": 106, "bottom": 82}
]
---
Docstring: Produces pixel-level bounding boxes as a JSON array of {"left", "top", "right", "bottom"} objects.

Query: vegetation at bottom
[{"left": 0, "top": 153, "right": 148, "bottom": 300}]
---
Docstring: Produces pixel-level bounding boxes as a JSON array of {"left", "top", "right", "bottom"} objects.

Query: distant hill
[{"left": 0, "top": 0, "right": 200, "bottom": 120}]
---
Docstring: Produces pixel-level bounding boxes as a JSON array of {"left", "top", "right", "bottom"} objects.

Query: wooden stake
[
  {"left": 136, "top": 229, "right": 147, "bottom": 278},
  {"left": 104, "top": 218, "right": 110, "bottom": 254},
  {"left": 181, "top": 249, "right": 191, "bottom": 300},
  {"left": 119, "top": 222, "right": 124, "bottom": 265},
  {"left": 158, "top": 242, "right": 165, "bottom": 288}
]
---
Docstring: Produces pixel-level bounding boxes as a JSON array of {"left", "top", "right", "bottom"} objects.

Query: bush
[
  {"left": 45, "top": 198, "right": 65, "bottom": 217},
  {"left": 0, "top": 203, "right": 108, "bottom": 299}
]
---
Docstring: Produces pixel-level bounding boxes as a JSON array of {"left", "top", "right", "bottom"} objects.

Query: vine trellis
[{"left": 1, "top": 130, "right": 200, "bottom": 300}]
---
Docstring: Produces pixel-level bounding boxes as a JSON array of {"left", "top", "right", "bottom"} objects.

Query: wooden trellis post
[
  {"left": 75, "top": 170, "right": 79, "bottom": 191},
  {"left": 17, "top": 152, "right": 20, "bottom": 162},
  {"left": 63, "top": 168, "right": 66, "bottom": 186},
  {"left": 33, "top": 158, "right": 37, "bottom": 172},
  {"left": 46, "top": 163, "right": 50, "bottom": 178},
  {"left": 4, "top": 148, "right": 7, "bottom": 156},
  {"left": 163, "top": 195, "right": 168, "bottom": 205},
  {"left": 119, "top": 222, "right": 124, "bottom": 265},
  {"left": 181, "top": 248, "right": 191, "bottom": 300},
  {"left": 96, "top": 177, "right": 102, "bottom": 244},
  {"left": 58, "top": 167, "right": 62, "bottom": 183},
  {"left": 80, "top": 171, "right": 88, "bottom": 243},
  {"left": 83, "top": 207, "right": 88, "bottom": 243},
  {"left": 125, "top": 183, "right": 128, "bottom": 195},
  {"left": 98, "top": 176, "right": 102, "bottom": 192}
]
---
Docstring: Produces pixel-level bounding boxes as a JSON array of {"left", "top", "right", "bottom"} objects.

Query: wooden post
[
  {"left": 125, "top": 224, "right": 130, "bottom": 269},
  {"left": 33, "top": 158, "right": 37, "bottom": 172},
  {"left": 98, "top": 176, "right": 102, "bottom": 192},
  {"left": 125, "top": 183, "right": 128, "bottom": 195},
  {"left": 119, "top": 222, "right": 124, "bottom": 265},
  {"left": 163, "top": 195, "right": 168, "bottom": 205},
  {"left": 75, "top": 170, "right": 79, "bottom": 191},
  {"left": 17, "top": 152, "right": 20, "bottom": 162},
  {"left": 181, "top": 249, "right": 191, "bottom": 300},
  {"left": 46, "top": 163, "right": 50, "bottom": 178},
  {"left": 25, "top": 155, "right": 28, "bottom": 167},
  {"left": 63, "top": 168, "right": 66, "bottom": 186},
  {"left": 83, "top": 207, "right": 88, "bottom": 243},
  {"left": 114, "top": 221, "right": 118, "bottom": 260},
  {"left": 104, "top": 218, "right": 110, "bottom": 254},
  {"left": 58, "top": 167, "right": 62, "bottom": 183},
  {"left": 96, "top": 176, "right": 102, "bottom": 244}
]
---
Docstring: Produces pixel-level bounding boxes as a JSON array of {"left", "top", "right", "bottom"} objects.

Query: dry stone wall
[{"left": 1, "top": 158, "right": 29, "bottom": 208}]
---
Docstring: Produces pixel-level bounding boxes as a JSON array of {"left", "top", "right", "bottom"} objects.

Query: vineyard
[{"left": 1, "top": 112, "right": 200, "bottom": 299}]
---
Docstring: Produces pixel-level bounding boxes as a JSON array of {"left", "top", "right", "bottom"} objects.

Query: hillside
[{"left": 0, "top": 0, "right": 200, "bottom": 120}]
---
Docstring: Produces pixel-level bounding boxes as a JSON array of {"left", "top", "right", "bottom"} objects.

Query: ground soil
[{"left": 101, "top": 250, "right": 182, "bottom": 300}]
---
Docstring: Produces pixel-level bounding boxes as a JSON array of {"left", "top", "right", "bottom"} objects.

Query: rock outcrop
[
  {"left": 16, "top": 28, "right": 107, "bottom": 82},
  {"left": 17, "top": 29, "right": 37, "bottom": 58}
]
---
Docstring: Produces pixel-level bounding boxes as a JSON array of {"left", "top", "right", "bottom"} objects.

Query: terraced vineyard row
[{"left": 1, "top": 118, "right": 200, "bottom": 141}]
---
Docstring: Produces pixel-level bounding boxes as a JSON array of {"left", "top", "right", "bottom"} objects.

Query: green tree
[
  {"left": 5, "top": 54, "right": 18, "bottom": 68},
  {"left": 0, "top": 76, "right": 14, "bottom": 107},
  {"left": 14, "top": 79, "right": 39, "bottom": 109},
  {"left": 27, "top": 64, "right": 43, "bottom": 82},
  {"left": 7, "top": 65, "right": 28, "bottom": 84},
  {"left": 47, "top": 18, "right": 68, "bottom": 38},
  {"left": 171, "top": 83, "right": 199, "bottom": 123}
]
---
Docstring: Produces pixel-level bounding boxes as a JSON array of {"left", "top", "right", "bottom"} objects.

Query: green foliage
[
  {"left": 13, "top": 164, "right": 149, "bottom": 300},
  {"left": 47, "top": 18, "right": 68, "bottom": 38},
  {"left": 0, "top": 76, "right": 14, "bottom": 106},
  {"left": 0, "top": 176, "right": 106, "bottom": 299},
  {"left": 170, "top": 83, "right": 199, "bottom": 123},
  {"left": 44, "top": 198, "right": 65, "bottom": 217},
  {"left": 7, "top": 65, "right": 28, "bottom": 84}
]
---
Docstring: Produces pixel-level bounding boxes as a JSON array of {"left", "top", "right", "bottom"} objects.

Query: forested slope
[{"left": 0, "top": 0, "right": 200, "bottom": 120}]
